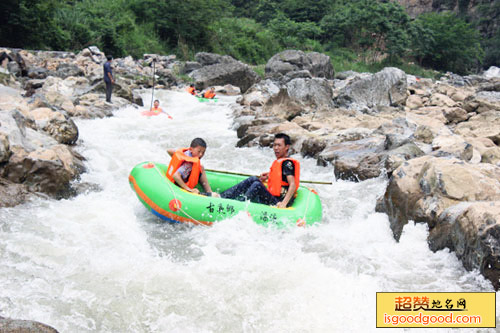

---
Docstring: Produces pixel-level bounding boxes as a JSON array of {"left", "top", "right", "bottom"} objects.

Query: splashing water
[{"left": 0, "top": 90, "right": 497, "bottom": 332}]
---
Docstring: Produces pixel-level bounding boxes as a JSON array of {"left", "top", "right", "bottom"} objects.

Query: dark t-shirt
[
  {"left": 103, "top": 61, "right": 112, "bottom": 83},
  {"left": 281, "top": 160, "right": 295, "bottom": 181},
  {"left": 278, "top": 159, "right": 296, "bottom": 200}
]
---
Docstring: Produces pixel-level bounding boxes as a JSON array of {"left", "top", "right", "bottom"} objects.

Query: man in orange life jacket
[
  {"left": 166, "top": 138, "right": 218, "bottom": 196},
  {"left": 203, "top": 87, "right": 216, "bottom": 99},
  {"left": 187, "top": 84, "right": 196, "bottom": 95},
  {"left": 220, "top": 133, "right": 299, "bottom": 208}
]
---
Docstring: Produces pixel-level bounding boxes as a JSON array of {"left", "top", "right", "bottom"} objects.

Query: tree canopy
[{"left": 0, "top": 0, "right": 495, "bottom": 73}]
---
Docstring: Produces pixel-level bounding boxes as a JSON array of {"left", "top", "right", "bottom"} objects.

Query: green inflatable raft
[
  {"left": 195, "top": 96, "right": 218, "bottom": 103},
  {"left": 129, "top": 162, "right": 322, "bottom": 227}
]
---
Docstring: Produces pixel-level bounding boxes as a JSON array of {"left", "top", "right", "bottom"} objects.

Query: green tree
[
  {"left": 209, "top": 18, "right": 278, "bottom": 64},
  {"left": 0, "top": 0, "right": 65, "bottom": 49},
  {"left": 280, "top": 0, "right": 330, "bottom": 23},
  {"left": 268, "top": 13, "right": 323, "bottom": 51},
  {"left": 131, "top": 0, "right": 232, "bottom": 57},
  {"left": 320, "top": 0, "right": 411, "bottom": 62},
  {"left": 410, "top": 12, "right": 483, "bottom": 74}
]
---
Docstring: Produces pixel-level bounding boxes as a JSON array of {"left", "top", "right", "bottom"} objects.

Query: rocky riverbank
[{"left": 232, "top": 49, "right": 500, "bottom": 290}]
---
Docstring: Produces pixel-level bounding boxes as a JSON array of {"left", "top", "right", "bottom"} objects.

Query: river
[{"left": 0, "top": 90, "right": 498, "bottom": 332}]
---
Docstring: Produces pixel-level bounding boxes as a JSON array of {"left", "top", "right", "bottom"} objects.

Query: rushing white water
[{"left": 0, "top": 90, "right": 498, "bottom": 332}]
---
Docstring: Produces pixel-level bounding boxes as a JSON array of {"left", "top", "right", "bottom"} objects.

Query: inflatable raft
[
  {"left": 141, "top": 110, "right": 161, "bottom": 116},
  {"left": 195, "top": 96, "right": 218, "bottom": 103},
  {"left": 129, "top": 162, "right": 322, "bottom": 227}
]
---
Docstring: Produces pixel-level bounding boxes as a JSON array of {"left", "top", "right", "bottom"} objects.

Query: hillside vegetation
[{"left": 0, "top": 0, "right": 498, "bottom": 75}]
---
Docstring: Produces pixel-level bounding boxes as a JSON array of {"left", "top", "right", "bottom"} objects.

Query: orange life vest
[
  {"left": 204, "top": 90, "right": 216, "bottom": 99},
  {"left": 267, "top": 158, "right": 300, "bottom": 197},
  {"left": 166, "top": 148, "right": 201, "bottom": 189},
  {"left": 150, "top": 107, "right": 162, "bottom": 114},
  {"left": 187, "top": 87, "right": 196, "bottom": 95}
]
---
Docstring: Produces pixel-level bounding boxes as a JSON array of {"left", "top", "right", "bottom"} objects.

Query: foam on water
[{"left": 0, "top": 90, "right": 498, "bottom": 332}]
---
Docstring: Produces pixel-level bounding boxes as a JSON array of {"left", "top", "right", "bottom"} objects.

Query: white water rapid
[{"left": 0, "top": 90, "right": 498, "bottom": 332}]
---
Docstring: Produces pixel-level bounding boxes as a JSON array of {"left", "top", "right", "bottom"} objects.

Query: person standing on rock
[
  {"left": 103, "top": 55, "right": 114, "bottom": 103},
  {"left": 220, "top": 133, "right": 300, "bottom": 208}
]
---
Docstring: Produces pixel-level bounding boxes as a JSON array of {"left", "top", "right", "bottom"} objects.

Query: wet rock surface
[{"left": 232, "top": 60, "right": 500, "bottom": 289}]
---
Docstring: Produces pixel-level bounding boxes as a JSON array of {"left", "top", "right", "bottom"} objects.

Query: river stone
[
  {"left": 0, "top": 316, "right": 58, "bottom": 333},
  {"left": 428, "top": 201, "right": 500, "bottom": 290},
  {"left": 378, "top": 156, "right": 500, "bottom": 240},
  {"left": 189, "top": 61, "right": 260, "bottom": 93},
  {"left": 265, "top": 50, "right": 334, "bottom": 80},
  {"left": 333, "top": 67, "right": 407, "bottom": 111}
]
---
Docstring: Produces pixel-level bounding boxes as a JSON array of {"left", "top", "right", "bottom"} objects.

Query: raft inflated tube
[
  {"left": 141, "top": 110, "right": 162, "bottom": 116},
  {"left": 129, "top": 162, "right": 322, "bottom": 227},
  {"left": 195, "top": 96, "right": 218, "bottom": 103}
]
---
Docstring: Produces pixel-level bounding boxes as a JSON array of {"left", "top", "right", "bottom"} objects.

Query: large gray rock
[
  {"left": 189, "top": 60, "right": 260, "bottom": 93},
  {"left": 0, "top": 316, "right": 58, "bottom": 332},
  {"left": 265, "top": 50, "right": 334, "bottom": 80},
  {"left": 55, "top": 63, "right": 84, "bottom": 78},
  {"left": 0, "top": 177, "right": 29, "bottom": 207},
  {"left": 428, "top": 201, "right": 500, "bottom": 290},
  {"left": 4, "top": 145, "right": 85, "bottom": 197},
  {"left": 29, "top": 108, "right": 79, "bottom": 144},
  {"left": 285, "top": 78, "right": 334, "bottom": 108},
  {"left": 238, "top": 79, "right": 280, "bottom": 107},
  {"left": 194, "top": 52, "right": 236, "bottom": 66},
  {"left": 377, "top": 156, "right": 500, "bottom": 241},
  {"left": 181, "top": 61, "right": 202, "bottom": 74},
  {"left": 333, "top": 67, "right": 407, "bottom": 111}
]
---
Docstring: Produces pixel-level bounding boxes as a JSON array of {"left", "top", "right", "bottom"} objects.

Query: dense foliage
[{"left": 0, "top": 0, "right": 498, "bottom": 74}]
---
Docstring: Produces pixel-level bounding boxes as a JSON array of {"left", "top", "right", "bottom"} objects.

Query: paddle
[{"left": 205, "top": 168, "right": 333, "bottom": 185}]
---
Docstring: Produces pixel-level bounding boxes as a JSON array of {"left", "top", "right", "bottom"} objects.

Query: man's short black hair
[
  {"left": 106, "top": 55, "right": 113, "bottom": 61},
  {"left": 190, "top": 84, "right": 195, "bottom": 87},
  {"left": 190, "top": 137, "right": 207, "bottom": 148},
  {"left": 274, "top": 133, "right": 291, "bottom": 145},
  {"left": 154, "top": 99, "right": 159, "bottom": 103}
]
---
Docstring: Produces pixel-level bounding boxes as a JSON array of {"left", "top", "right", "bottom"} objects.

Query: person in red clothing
[
  {"left": 220, "top": 133, "right": 299, "bottom": 208},
  {"left": 166, "top": 138, "right": 218, "bottom": 196},
  {"left": 203, "top": 87, "right": 216, "bottom": 99}
]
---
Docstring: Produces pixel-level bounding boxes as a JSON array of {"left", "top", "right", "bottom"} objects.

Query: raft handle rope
[
  {"left": 302, "top": 187, "right": 313, "bottom": 222},
  {"left": 152, "top": 164, "right": 207, "bottom": 226}
]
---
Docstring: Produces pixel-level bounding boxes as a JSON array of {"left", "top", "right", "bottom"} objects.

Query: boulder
[
  {"left": 377, "top": 156, "right": 500, "bottom": 240},
  {"left": 265, "top": 50, "right": 334, "bottom": 80},
  {"left": 454, "top": 111, "right": 500, "bottom": 144},
  {"left": 285, "top": 78, "right": 333, "bottom": 108},
  {"left": 195, "top": 52, "right": 236, "bottom": 66},
  {"left": 431, "top": 134, "right": 473, "bottom": 161},
  {"left": 189, "top": 60, "right": 260, "bottom": 93},
  {"left": 55, "top": 63, "right": 84, "bottom": 78},
  {"left": 29, "top": 108, "right": 79, "bottom": 144},
  {"left": 333, "top": 67, "right": 407, "bottom": 111},
  {"left": 0, "top": 177, "right": 29, "bottom": 207},
  {"left": 239, "top": 79, "right": 280, "bottom": 107},
  {"left": 182, "top": 61, "right": 202, "bottom": 74},
  {"left": 4, "top": 145, "right": 85, "bottom": 197},
  {"left": 317, "top": 136, "right": 386, "bottom": 180},
  {"left": 428, "top": 201, "right": 500, "bottom": 290},
  {"left": 0, "top": 316, "right": 58, "bottom": 333}
]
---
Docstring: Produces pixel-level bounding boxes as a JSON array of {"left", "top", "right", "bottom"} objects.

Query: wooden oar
[{"left": 205, "top": 168, "right": 333, "bottom": 185}]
